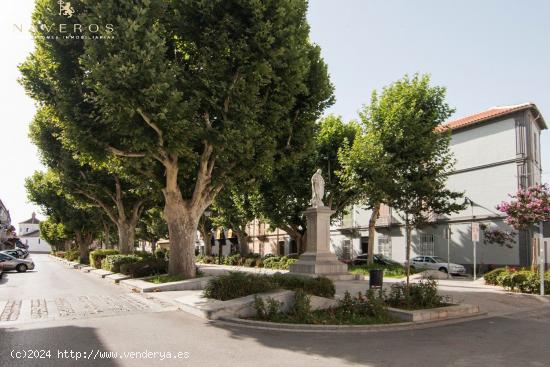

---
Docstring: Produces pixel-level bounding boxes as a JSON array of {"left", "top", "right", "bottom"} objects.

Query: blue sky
[{"left": 1, "top": 0, "right": 549, "bottom": 224}]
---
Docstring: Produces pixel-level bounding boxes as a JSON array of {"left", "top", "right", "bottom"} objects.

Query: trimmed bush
[
  {"left": 134, "top": 250, "right": 154, "bottom": 259},
  {"left": 65, "top": 250, "right": 79, "bottom": 262},
  {"left": 204, "top": 272, "right": 335, "bottom": 301},
  {"left": 271, "top": 273, "right": 335, "bottom": 298},
  {"left": 120, "top": 259, "right": 168, "bottom": 278},
  {"left": 89, "top": 249, "right": 119, "bottom": 269},
  {"left": 101, "top": 254, "right": 142, "bottom": 273},
  {"left": 385, "top": 279, "right": 448, "bottom": 310},
  {"left": 483, "top": 267, "right": 506, "bottom": 285}
]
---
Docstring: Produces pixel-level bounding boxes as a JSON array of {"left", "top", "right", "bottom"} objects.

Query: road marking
[{"left": 0, "top": 300, "right": 22, "bottom": 321}]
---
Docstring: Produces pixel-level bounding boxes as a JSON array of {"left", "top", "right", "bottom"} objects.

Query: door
[
  {"left": 360, "top": 237, "right": 369, "bottom": 254},
  {"left": 0, "top": 254, "right": 15, "bottom": 270}
]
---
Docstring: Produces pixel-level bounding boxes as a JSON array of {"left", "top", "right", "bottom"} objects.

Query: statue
[{"left": 310, "top": 169, "right": 325, "bottom": 208}]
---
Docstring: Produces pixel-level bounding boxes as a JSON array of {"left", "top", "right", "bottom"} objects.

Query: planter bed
[
  {"left": 174, "top": 290, "right": 337, "bottom": 320},
  {"left": 387, "top": 304, "right": 480, "bottom": 322},
  {"left": 120, "top": 275, "right": 213, "bottom": 293}
]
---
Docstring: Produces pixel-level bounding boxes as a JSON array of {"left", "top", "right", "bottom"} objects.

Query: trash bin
[{"left": 369, "top": 269, "right": 383, "bottom": 288}]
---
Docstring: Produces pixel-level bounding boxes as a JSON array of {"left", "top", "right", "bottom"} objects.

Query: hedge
[
  {"left": 101, "top": 254, "right": 142, "bottom": 273},
  {"left": 204, "top": 272, "right": 335, "bottom": 301},
  {"left": 486, "top": 268, "right": 550, "bottom": 294},
  {"left": 89, "top": 249, "right": 120, "bottom": 269},
  {"left": 120, "top": 259, "right": 168, "bottom": 278}
]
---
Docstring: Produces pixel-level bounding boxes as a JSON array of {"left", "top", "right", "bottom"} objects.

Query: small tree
[
  {"left": 369, "top": 74, "right": 465, "bottom": 285},
  {"left": 497, "top": 184, "right": 550, "bottom": 270}
]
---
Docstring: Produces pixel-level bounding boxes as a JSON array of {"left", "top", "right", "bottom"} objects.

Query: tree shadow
[
  {"left": 208, "top": 289, "right": 550, "bottom": 366},
  {"left": 0, "top": 325, "right": 120, "bottom": 367}
]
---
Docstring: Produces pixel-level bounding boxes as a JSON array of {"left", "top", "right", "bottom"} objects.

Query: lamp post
[{"left": 465, "top": 197, "right": 477, "bottom": 280}]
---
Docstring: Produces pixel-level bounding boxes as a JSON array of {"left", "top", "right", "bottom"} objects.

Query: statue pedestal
[{"left": 289, "top": 206, "right": 351, "bottom": 280}]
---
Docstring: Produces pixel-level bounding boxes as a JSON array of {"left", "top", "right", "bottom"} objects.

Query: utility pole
[
  {"left": 540, "top": 221, "right": 545, "bottom": 296},
  {"left": 446, "top": 224, "right": 451, "bottom": 280}
]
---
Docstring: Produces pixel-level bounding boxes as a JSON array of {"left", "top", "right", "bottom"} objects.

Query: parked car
[
  {"left": 1, "top": 249, "right": 29, "bottom": 259},
  {"left": 407, "top": 256, "right": 465, "bottom": 274},
  {"left": 345, "top": 254, "right": 403, "bottom": 267},
  {"left": 0, "top": 252, "right": 35, "bottom": 272}
]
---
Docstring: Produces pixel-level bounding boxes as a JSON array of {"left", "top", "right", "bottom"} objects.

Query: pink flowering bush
[{"left": 496, "top": 184, "right": 550, "bottom": 230}]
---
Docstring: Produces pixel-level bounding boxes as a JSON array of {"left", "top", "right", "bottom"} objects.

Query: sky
[{"left": 1, "top": 0, "right": 549, "bottom": 225}]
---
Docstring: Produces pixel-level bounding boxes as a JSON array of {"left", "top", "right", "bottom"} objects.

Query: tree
[
  {"left": 20, "top": 0, "right": 333, "bottom": 277},
  {"left": 28, "top": 107, "right": 151, "bottom": 254},
  {"left": 39, "top": 218, "right": 69, "bottom": 252},
  {"left": 210, "top": 186, "right": 259, "bottom": 255},
  {"left": 339, "top": 112, "right": 394, "bottom": 265},
  {"left": 367, "top": 74, "right": 464, "bottom": 285},
  {"left": 136, "top": 207, "right": 169, "bottom": 254},
  {"left": 257, "top": 115, "right": 360, "bottom": 253},
  {"left": 25, "top": 170, "right": 102, "bottom": 263},
  {"left": 497, "top": 184, "right": 550, "bottom": 270}
]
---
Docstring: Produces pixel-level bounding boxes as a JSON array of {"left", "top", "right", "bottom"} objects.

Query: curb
[{"left": 215, "top": 311, "right": 489, "bottom": 333}]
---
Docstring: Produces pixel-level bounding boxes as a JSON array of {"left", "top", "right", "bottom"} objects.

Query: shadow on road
[
  {"left": 0, "top": 325, "right": 120, "bottom": 367},
  {"left": 208, "top": 292, "right": 550, "bottom": 367}
]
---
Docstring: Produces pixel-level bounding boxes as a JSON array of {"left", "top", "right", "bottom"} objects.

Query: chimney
[{"left": 32, "top": 212, "right": 36, "bottom": 221}]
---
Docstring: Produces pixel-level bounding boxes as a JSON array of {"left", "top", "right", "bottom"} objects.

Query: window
[
  {"left": 419, "top": 234, "right": 435, "bottom": 256},
  {"left": 377, "top": 234, "right": 392, "bottom": 258}
]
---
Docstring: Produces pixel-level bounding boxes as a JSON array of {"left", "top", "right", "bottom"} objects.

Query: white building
[
  {"left": 330, "top": 103, "right": 548, "bottom": 272},
  {"left": 18, "top": 212, "right": 51, "bottom": 253}
]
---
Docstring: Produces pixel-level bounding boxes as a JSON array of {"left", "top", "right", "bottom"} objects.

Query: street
[{"left": 0, "top": 254, "right": 548, "bottom": 367}]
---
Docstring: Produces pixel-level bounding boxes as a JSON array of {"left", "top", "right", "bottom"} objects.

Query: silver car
[
  {"left": 409, "top": 256, "right": 466, "bottom": 275},
  {"left": 0, "top": 252, "right": 35, "bottom": 272}
]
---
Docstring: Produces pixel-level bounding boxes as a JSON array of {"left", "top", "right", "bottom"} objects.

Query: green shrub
[
  {"left": 89, "top": 249, "right": 119, "bottom": 269},
  {"left": 133, "top": 250, "right": 154, "bottom": 259},
  {"left": 272, "top": 273, "right": 335, "bottom": 298},
  {"left": 243, "top": 258, "right": 256, "bottom": 267},
  {"left": 262, "top": 256, "right": 281, "bottom": 269},
  {"left": 196, "top": 255, "right": 205, "bottom": 263},
  {"left": 102, "top": 254, "right": 142, "bottom": 273},
  {"left": 385, "top": 279, "right": 447, "bottom": 310},
  {"left": 496, "top": 270, "right": 550, "bottom": 294},
  {"left": 119, "top": 258, "right": 168, "bottom": 278},
  {"left": 204, "top": 272, "right": 277, "bottom": 300},
  {"left": 483, "top": 267, "right": 507, "bottom": 285},
  {"left": 147, "top": 274, "right": 186, "bottom": 284},
  {"left": 155, "top": 248, "right": 169, "bottom": 260},
  {"left": 224, "top": 254, "right": 242, "bottom": 266},
  {"left": 253, "top": 295, "right": 283, "bottom": 321},
  {"left": 65, "top": 250, "right": 79, "bottom": 262}
]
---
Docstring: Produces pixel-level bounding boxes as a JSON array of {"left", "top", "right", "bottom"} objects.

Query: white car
[{"left": 409, "top": 256, "right": 466, "bottom": 275}]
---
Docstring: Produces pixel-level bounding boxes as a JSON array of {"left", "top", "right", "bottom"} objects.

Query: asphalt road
[{"left": 1, "top": 254, "right": 549, "bottom": 367}]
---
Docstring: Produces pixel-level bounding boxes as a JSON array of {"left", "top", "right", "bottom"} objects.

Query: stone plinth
[{"left": 290, "top": 206, "right": 349, "bottom": 279}]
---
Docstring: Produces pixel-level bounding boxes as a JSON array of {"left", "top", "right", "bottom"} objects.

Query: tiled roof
[
  {"left": 438, "top": 103, "right": 546, "bottom": 132},
  {"left": 20, "top": 214, "right": 40, "bottom": 224},
  {"left": 20, "top": 229, "right": 40, "bottom": 238}
]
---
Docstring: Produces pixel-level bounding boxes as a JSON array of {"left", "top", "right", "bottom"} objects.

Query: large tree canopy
[
  {"left": 28, "top": 106, "right": 152, "bottom": 254},
  {"left": 20, "top": 0, "right": 333, "bottom": 277}
]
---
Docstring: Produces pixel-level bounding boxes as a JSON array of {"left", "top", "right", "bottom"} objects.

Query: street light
[{"left": 464, "top": 197, "right": 478, "bottom": 280}]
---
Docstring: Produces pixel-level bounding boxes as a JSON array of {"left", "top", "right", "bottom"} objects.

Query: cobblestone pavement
[
  {"left": 0, "top": 254, "right": 177, "bottom": 326},
  {"left": 0, "top": 293, "right": 176, "bottom": 326}
]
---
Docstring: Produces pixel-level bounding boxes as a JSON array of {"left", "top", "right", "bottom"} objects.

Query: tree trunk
[
  {"left": 163, "top": 196, "right": 199, "bottom": 277},
  {"left": 367, "top": 203, "right": 381, "bottom": 265},
  {"left": 405, "top": 215, "right": 412, "bottom": 287},
  {"left": 236, "top": 230, "right": 248, "bottom": 256},
  {"left": 116, "top": 220, "right": 136, "bottom": 254},
  {"left": 198, "top": 221, "right": 212, "bottom": 256},
  {"left": 151, "top": 240, "right": 157, "bottom": 254},
  {"left": 103, "top": 222, "right": 112, "bottom": 249},
  {"left": 75, "top": 230, "right": 93, "bottom": 264}
]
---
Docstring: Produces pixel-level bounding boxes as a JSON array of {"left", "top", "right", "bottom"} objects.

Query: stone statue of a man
[{"left": 310, "top": 169, "right": 325, "bottom": 207}]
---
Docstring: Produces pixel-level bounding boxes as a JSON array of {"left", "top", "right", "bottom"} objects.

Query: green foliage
[
  {"left": 119, "top": 258, "right": 168, "bottom": 278},
  {"left": 204, "top": 272, "right": 335, "bottom": 301},
  {"left": 494, "top": 269, "right": 550, "bottom": 294},
  {"left": 385, "top": 279, "right": 448, "bottom": 310},
  {"left": 65, "top": 250, "right": 79, "bottom": 262},
  {"left": 349, "top": 263, "right": 417, "bottom": 278},
  {"left": 40, "top": 218, "right": 69, "bottom": 251},
  {"left": 147, "top": 273, "right": 193, "bottom": 284},
  {"left": 483, "top": 267, "right": 507, "bottom": 285},
  {"left": 253, "top": 290, "right": 394, "bottom": 325},
  {"left": 204, "top": 272, "right": 276, "bottom": 301},
  {"left": 155, "top": 248, "right": 169, "bottom": 260},
  {"left": 89, "top": 249, "right": 120, "bottom": 269},
  {"left": 253, "top": 295, "right": 283, "bottom": 321},
  {"left": 101, "top": 254, "right": 142, "bottom": 273},
  {"left": 136, "top": 208, "right": 168, "bottom": 244}
]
